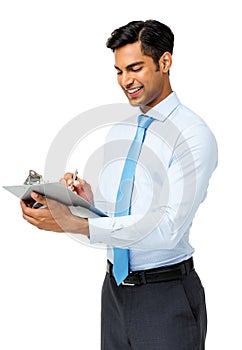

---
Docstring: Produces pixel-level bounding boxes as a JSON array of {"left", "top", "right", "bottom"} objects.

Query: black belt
[{"left": 107, "top": 257, "right": 194, "bottom": 286}]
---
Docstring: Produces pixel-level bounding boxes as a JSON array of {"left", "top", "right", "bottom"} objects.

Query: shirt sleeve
[{"left": 88, "top": 123, "right": 218, "bottom": 249}]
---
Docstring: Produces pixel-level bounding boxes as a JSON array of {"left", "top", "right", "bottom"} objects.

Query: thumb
[{"left": 31, "top": 192, "right": 47, "bottom": 207}]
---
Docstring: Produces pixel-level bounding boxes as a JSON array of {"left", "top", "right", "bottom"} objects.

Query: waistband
[{"left": 106, "top": 257, "right": 194, "bottom": 286}]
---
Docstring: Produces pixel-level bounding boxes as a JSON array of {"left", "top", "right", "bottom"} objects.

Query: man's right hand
[{"left": 60, "top": 173, "right": 94, "bottom": 204}]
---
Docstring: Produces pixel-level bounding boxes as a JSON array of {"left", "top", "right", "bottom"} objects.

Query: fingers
[
  {"left": 59, "top": 173, "right": 79, "bottom": 189},
  {"left": 59, "top": 178, "right": 66, "bottom": 186},
  {"left": 20, "top": 199, "right": 29, "bottom": 211},
  {"left": 59, "top": 173, "right": 94, "bottom": 204},
  {"left": 31, "top": 192, "right": 47, "bottom": 206},
  {"left": 61, "top": 173, "right": 84, "bottom": 192},
  {"left": 20, "top": 194, "right": 67, "bottom": 232},
  {"left": 63, "top": 172, "right": 75, "bottom": 182},
  {"left": 77, "top": 180, "right": 94, "bottom": 204},
  {"left": 20, "top": 192, "right": 47, "bottom": 214},
  {"left": 20, "top": 197, "right": 44, "bottom": 228},
  {"left": 72, "top": 179, "right": 86, "bottom": 193},
  {"left": 20, "top": 189, "right": 90, "bottom": 234}
]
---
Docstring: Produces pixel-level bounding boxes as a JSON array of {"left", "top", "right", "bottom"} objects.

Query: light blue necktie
[{"left": 113, "top": 114, "right": 154, "bottom": 285}]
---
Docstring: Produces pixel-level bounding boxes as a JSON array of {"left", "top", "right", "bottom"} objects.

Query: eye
[{"left": 131, "top": 67, "right": 142, "bottom": 72}]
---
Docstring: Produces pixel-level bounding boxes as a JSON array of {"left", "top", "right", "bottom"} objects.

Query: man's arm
[{"left": 88, "top": 123, "right": 218, "bottom": 249}]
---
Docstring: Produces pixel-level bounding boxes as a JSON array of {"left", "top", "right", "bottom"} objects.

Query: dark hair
[{"left": 106, "top": 20, "right": 174, "bottom": 69}]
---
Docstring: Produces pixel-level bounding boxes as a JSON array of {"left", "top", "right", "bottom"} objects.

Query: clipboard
[{"left": 3, "top": 182, "right": 107, "bottom": 218}]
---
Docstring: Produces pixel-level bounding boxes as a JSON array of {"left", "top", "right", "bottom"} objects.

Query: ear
[{"left": 159, "top": 52, "right": 172, "bottom": 73}]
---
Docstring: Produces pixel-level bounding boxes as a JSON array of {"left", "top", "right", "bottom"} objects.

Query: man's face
[{"left": 114, "top": 41, "right": 168, "bottom": 110}]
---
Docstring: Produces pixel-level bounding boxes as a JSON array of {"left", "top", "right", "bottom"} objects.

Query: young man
[{"left": 21, "top": 20, "right": 218, "bottom": 349}]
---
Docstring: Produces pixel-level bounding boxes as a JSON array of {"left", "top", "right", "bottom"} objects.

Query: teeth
[{"left": 128, "top": 87, "right": 141, "bottom": 93}]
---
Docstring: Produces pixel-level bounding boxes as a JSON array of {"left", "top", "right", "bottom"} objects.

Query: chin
[{"left": 128, "top": 98, "right": 142, "bottom": 107}]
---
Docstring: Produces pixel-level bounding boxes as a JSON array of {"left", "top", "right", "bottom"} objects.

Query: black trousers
[{"left": 101, "top": 269, "right": 207, "bottom": 350}]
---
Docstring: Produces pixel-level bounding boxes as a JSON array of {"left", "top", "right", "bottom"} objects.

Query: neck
[{"left": 141, "top": 84, "right": 173, "bottom": 114}]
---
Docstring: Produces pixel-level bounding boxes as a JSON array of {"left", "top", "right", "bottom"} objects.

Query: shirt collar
[{"left": 139, "top": 91, "right": 181, "bottom": 122}]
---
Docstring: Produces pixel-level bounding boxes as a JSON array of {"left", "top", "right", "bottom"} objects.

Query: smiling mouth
[{"left": 126, "top": 86, "right": 143, "bottom": 97}]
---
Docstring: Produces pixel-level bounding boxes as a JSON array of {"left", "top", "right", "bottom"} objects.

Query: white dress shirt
[{"left": 88, "top": 92, "right": 218, "bottom": 271}]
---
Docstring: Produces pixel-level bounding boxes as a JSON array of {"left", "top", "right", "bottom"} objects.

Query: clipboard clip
[
  {"left": 23, "top": 170, "right": 45, "bottom": 208},
  {"left": 24, "top": 170, "right": 44, "bottom": 185}
]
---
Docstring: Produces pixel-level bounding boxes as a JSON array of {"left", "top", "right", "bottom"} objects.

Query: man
[{"left": 21, "top": 20, "right": 218, "bottom": 349}]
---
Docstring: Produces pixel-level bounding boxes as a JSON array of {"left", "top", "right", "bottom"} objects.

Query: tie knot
[{"left": 138, "top": 114, "right": 154, "bottom": 129}]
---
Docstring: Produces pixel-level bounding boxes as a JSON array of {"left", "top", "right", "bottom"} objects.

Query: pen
[
  {"left": 73, "top": 169, "right": 78, "bottom": 182},
  {"left": 68, "top": 169, "right": 78, "bottom": 189}
]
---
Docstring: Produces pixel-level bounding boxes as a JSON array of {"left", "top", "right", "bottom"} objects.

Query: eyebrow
[{"left": 114, "top": 61, "right": 145, "bottom": 71}]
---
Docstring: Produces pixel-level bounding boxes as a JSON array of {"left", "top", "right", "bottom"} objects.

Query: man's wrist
[{"left": 68, "top": 214, "right": 90, "bottom": 237}]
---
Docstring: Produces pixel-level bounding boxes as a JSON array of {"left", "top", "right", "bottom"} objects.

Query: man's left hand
[{"left": 20, "top": 192, "right": 89, "bottom": 235}]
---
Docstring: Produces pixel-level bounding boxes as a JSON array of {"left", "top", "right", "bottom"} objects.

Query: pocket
[
  {"left": 180, "top": 282, "right": 199, "bottom": 325},
  {"left": 180, "top": 272, "right": 207, "bottom": 327}
]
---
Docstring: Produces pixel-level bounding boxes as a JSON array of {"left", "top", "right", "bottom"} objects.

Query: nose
[{"left": 120, "top": 72, "right": 134, "bottom": 88}]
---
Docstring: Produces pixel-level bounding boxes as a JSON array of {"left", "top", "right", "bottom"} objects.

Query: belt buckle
[
  {"left": 121, "top": 273, "right": 135, "bottom": 286},
  {"left": 121, "top": 281, "right": 135, "bottom": 286}
]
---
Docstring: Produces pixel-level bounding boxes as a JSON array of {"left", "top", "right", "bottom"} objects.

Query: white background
[{"left": 0, "top": 0, "right": 241, "bottom": 348}]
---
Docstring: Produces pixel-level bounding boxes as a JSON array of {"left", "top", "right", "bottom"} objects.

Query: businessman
[{"left": 21, "top": 20, "right": 218, "bottom": 349}]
